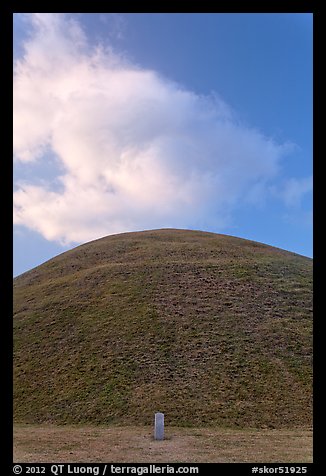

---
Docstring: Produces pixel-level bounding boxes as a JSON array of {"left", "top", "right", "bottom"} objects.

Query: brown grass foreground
[{"left": 14, "top": 424, "right": 312, "bottom": 463}]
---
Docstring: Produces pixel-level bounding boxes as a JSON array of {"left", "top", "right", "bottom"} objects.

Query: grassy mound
[{"left": 13, "top": 229, "right": 313, "bottom": 428}]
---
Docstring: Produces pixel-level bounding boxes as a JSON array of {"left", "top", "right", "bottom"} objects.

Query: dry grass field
[{"left": 13, "top": 424, "right": 313, "bottom": 463}]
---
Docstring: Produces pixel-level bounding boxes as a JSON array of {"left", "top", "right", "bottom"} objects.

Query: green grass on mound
[{"left": 13, "top": 229, "right": 312, "bottom": 428}]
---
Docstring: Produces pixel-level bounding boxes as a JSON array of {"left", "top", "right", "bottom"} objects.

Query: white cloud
[
  {"left": 279, "top": 176, "right": 313, "bottom": 208},
  {"left": 13, "top": 13, "right": 294, "bottom": 246},
  {"left": 99, "top": 13, "right": 127, "bottom": 41}
]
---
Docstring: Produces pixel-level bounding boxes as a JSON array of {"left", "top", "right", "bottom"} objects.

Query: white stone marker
[{"left": 154, "top": 412, "right": 164, "bottom": 440}]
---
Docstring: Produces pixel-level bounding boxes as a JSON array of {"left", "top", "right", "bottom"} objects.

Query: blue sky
[{"left": 13, "top": 13, "right": 313, "bottom": 277}]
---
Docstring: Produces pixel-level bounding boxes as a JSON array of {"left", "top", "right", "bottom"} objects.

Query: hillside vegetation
[{"left": 13, "top": 229, "right": 313, "bottom": 428}]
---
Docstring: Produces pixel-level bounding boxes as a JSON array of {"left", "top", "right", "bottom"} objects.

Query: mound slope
[{"left": 13, "top": 229, "right": 312, "bottom": 428}]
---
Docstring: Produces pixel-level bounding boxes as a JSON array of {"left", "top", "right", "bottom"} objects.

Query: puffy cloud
[{"left": 13, "top": 13, "right": 293, "bottom": 245}]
